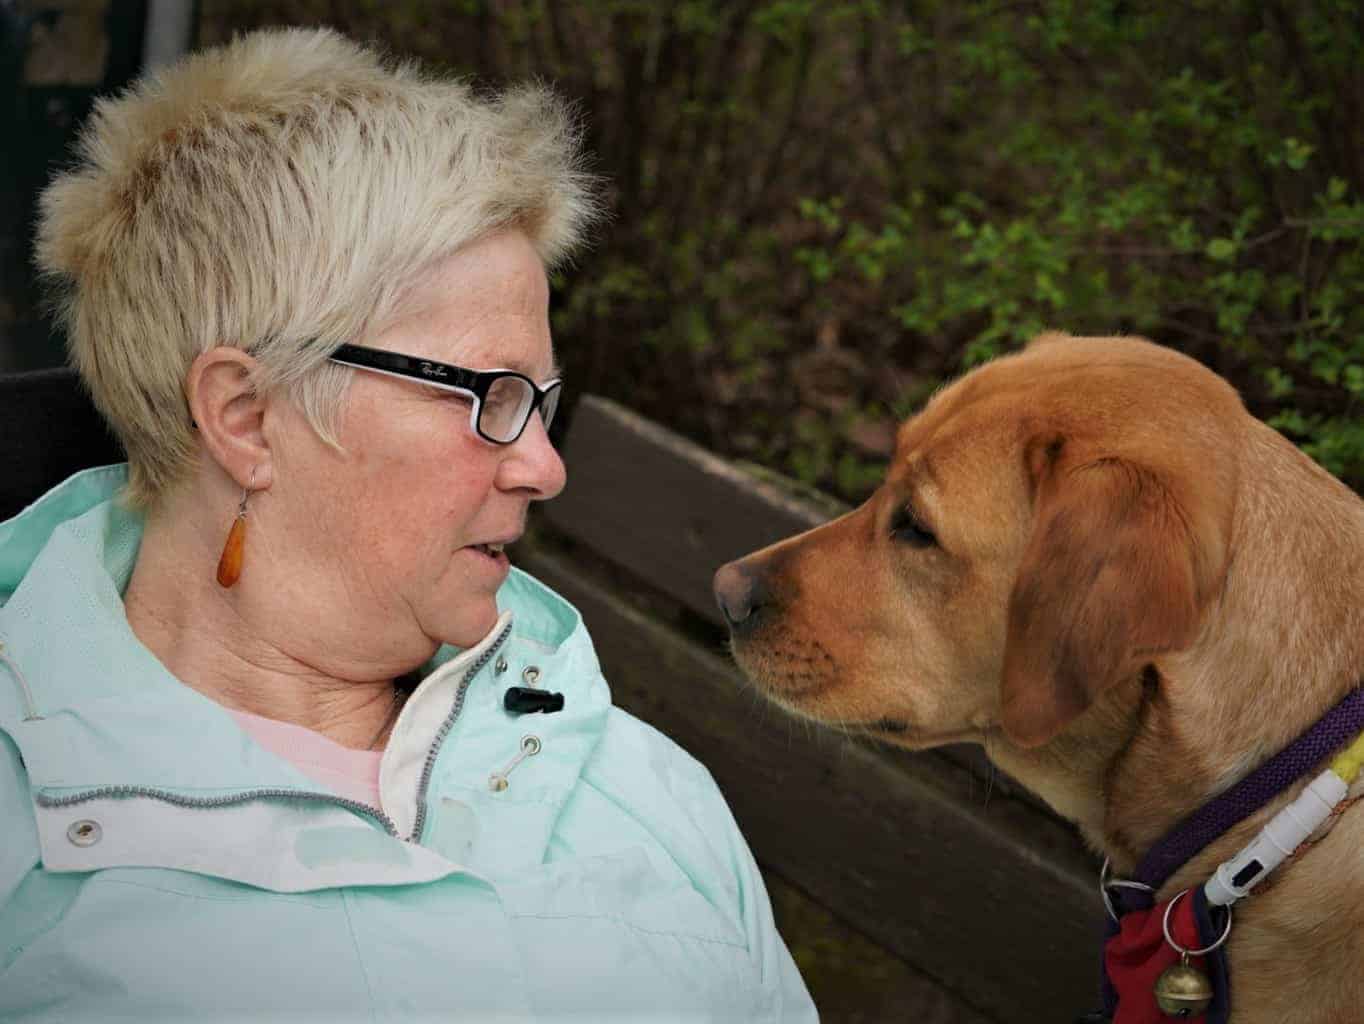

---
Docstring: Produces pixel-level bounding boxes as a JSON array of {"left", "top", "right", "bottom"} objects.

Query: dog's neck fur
[
  {"left": 991, "top": 421, "right": 1364, "bottom": 856},
  {"left": 991, "top": 420, "right": 1364, "bottom": 1022},
  {"left": 1111, "top": 422, "right": 1364, "bottom": 866}
]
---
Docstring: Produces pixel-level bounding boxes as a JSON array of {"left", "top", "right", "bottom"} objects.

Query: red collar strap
[
  {"left": 1092, "top": 884, "right": 1230, "bottom": 1023},
  {"left": 1078, "top": 686, "right": 1364, "bottom": 1023}
]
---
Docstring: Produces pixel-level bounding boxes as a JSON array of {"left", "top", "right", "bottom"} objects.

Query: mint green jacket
[{"left": 0, "top": 466, "right": 817, "bottom": 1022}]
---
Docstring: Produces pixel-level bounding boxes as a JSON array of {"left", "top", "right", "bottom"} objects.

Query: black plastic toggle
[{"left": 503, "top": 686, "right": 565, "bottom": 715}]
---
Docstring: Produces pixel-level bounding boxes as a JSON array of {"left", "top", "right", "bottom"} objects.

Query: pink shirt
[{"left": 229, "top": 708, "right": 384, "bottom": 808}]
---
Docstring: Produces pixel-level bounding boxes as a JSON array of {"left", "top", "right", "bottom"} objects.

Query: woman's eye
[{"left": 890, "top": 506, "right": 937, "bottom": 548}]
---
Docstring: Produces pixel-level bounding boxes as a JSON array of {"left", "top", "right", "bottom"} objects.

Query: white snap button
[
  {"left": 67, "top": 819, "right": 102, "bottom": 847},
  {"left": 522, "top": 666, "right": 541, "bottom": 686}
]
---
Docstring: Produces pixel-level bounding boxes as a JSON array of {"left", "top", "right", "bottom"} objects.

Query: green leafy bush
[{"left": 203, "top": 0, "right": 1364, "bottom": 499}]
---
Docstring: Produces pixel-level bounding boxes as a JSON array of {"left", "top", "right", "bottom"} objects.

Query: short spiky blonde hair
[{"left": 36, "top": 28, "right": 598, "bottom": 508}]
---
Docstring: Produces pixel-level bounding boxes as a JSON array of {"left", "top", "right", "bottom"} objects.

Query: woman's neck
[{"left": 123, "top": 501, "right": 407, "bottom": 751}]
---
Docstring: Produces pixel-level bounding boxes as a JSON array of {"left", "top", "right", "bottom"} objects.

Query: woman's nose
[{"left": 500, "top": 415, "right": 566, "bottom": 500}]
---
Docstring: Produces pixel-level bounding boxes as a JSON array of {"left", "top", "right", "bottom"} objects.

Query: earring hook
[{"left": 237, "top": 466, "right": 258, "bottom": 518}]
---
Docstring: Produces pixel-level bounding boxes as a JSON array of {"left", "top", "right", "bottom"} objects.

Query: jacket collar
[
  {"left": 0, "top": 464, "right": 601, "bottom": 799},
  {"left": 0, "top": 466, "right": 614, "bottom": 890}
]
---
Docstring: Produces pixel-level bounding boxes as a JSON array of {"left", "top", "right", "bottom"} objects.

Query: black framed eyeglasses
[{"left": 329, "top": 343, "right": 562, "bottom": 445}]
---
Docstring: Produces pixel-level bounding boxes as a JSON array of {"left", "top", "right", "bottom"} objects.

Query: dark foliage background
[{"left": 199, "top": 0, "right": 1364, "bottom": 500}]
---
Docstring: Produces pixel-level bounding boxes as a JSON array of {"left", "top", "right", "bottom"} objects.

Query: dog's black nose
[{"left": 713, "top": 560, "right": 769, "bottom": 629}]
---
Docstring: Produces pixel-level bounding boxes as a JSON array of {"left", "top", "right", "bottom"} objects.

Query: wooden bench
[{"left": 520, "top": 395, "right": 1102, "bottom": 1024}]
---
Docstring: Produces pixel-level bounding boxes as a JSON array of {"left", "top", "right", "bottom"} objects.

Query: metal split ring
[
  {"left": 1161, "top": 888, "right": 1233, "bottom": 956},
  {"left": 1099, "top": 857, "right": 1154, "bottom": 922}
]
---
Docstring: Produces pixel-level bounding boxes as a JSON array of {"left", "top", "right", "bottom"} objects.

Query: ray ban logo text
[{"left": 419, "top": 362, "right": 449, "bottom": 379}]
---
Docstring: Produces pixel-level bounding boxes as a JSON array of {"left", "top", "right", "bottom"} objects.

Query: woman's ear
[
  {"left": 999, "top": 440, "right": 1227, "bottom": 747},
  {"left": 185, "top": 347, "right": 274, "bottom": 491}
]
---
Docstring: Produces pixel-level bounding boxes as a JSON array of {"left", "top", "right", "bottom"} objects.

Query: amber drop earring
[{"left": 216, "top": 473, "right": 255, "bottom": 588}]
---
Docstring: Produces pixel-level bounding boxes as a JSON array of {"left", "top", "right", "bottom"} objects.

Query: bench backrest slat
[{"left": 546, "top": 395, "right": 848, "bottom": 628}]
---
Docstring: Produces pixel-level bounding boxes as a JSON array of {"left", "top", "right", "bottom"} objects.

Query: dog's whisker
[{"left": 977, "top": 731, "right": 993, "bottom": 808}]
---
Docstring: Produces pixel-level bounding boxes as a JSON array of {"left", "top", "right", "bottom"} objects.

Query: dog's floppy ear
[{"left": 1000, "top": 438, "right": 1225, "bottom": 747}]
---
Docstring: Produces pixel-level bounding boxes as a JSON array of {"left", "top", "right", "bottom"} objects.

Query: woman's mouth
[{"left": 466, "top": 541, "right": 510, "bottom": 567}]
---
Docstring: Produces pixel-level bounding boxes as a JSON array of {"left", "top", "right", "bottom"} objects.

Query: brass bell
[{"left": 1153, "top": 955, "right": 1214, "bottom": 1017}]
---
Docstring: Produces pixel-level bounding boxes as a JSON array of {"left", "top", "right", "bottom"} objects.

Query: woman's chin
[{"left": 436, "top": 600, "right": 503, "bottom": 650}]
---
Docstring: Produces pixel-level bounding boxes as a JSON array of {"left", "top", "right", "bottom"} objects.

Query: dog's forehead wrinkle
[
  {"left": 903, "top": 409, "right": 1027, "bottom": 479},
  {"left": 904, "top": 456, "right": 945, "bottom": 503}
]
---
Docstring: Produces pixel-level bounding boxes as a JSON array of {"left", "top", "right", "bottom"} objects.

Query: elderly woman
[{"left": 0, "top": 28, "right": 816, "bottom": 1022}]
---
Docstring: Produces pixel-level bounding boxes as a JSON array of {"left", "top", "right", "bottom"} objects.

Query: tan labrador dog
[{"left": 714, "top": 333, "right": 1364, "bottom": 1023}]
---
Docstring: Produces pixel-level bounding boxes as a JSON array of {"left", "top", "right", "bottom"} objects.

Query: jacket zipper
[
  {"left": 35, "top": 620, "right": 515, "bottom": 845},
  {"left": 407, "top": 619, "right": 512, "bottom": 842},
  {"left": 35, "top": 785, "right": 402, "bottom": 836}
]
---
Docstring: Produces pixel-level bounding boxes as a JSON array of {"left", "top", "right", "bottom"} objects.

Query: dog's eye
[{"left": 890, "top": 505, "right": 937, "bottom": 548}]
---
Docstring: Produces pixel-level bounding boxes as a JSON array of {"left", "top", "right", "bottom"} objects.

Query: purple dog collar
[
  {"left": 1089, "top": 685, "right": 1364, "bottom": 1023},
  {"left": 1133, "top": 685, "right": 1364, "bottom": 891}
]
